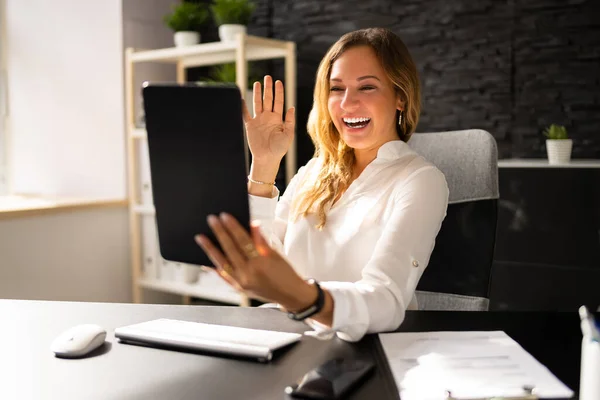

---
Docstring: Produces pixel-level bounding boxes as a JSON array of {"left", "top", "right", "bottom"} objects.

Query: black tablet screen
[{"left": 142, "top": 83, "right": 250, "bottom": 267}]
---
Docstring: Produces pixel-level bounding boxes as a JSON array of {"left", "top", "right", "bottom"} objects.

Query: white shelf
[
  {"left": 131, "top": 128, "right": 147, "bottom": 139},
  {"left": 129, "top": 35, "right": 290, "bottom": 68},
  {"left": 498, "top": 159, "right": 600, "bottom": 168},
  {"left": 125, "top": 33, "right": 296, "bottom": 305},
  {"left": 133, "top": 204, "right": 155, "bottom": 215},
  {"left": 138, "top": 277, "right": 242, "bottom": 305}
]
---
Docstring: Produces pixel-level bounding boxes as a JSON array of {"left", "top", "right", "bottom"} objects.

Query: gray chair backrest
[{"left": 408, "top": 129, "right": 499, "bottom": 311}]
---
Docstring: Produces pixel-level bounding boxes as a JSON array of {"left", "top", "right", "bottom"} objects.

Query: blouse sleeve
[
  {"left": 248, "top": 160, "right": 316, "bottom": 254},
  {"left": 307, "top": 166, "right": 449, "bottom": 342}
]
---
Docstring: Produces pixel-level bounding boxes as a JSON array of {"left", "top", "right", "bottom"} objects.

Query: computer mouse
[{"left": 51, "top": 324, "right": 107, "bottom": 358}]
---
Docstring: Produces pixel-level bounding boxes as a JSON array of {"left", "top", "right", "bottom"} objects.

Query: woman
[{"left": 195, "top": 27, "right": 449, "bottom": 342}]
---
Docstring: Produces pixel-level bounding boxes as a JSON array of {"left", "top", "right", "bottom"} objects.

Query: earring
[{"left": 398, "top": 111, "right": 403, "bottom": 125}]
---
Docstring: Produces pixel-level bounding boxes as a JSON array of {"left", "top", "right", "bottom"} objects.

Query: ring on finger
[
  {"left": 243, "top": 243, "right": 260, "bottom": 259},
  {"left": 221, "top": 262, "right": 234, "bottom": 275}
]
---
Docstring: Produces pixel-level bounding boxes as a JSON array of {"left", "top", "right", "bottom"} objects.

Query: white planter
[
  {"left": 184, "top": 265, "right": 201, "bottom": 284},
  {"left": 218, "top": 24, "right": 247, "bottom": 42},
  {"left": 174, "top": 31, "right": 200, "bottom": 47},
  {"left": 173, "top": 263, "right": 201, "bottom": 284},
  {"left": 546, "top": 139, "right": 573, "bottom": 164}
]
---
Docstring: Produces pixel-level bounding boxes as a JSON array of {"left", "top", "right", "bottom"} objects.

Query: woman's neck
[
  {"left": 352, "top": 150, "right": 377, "bottom": 178},
  {"left": 352, "top": 137, "right": 400, "bottom": 177}
]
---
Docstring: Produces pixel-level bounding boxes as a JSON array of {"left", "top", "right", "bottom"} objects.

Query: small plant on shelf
[
  {"left": 163, "top": 2, "right": 210, "bottom": 47},
  {"left": 543, "top": 124, "right": 568, "bottom": 140},
  {"left": 543, "top": 124, "right": 572, "bottom": 164},
  {"left": 202, "top": 62, "right": 262, "bottom": 115},
  {"left": 206, "top": 63, "right": 261, "bottom": 89},
  {"left": 210, "top": 0, "right": 256, "bottom": 42}
]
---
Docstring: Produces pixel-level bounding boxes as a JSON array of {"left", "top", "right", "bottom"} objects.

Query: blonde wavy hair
[{"left": 292, "top": 27, "right": 421, "bottom": 229}]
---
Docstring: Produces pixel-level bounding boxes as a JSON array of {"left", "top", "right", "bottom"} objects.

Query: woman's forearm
[
  {"left": 309, "top": 290, "right": 334, "bottom": 327},
  {"left": 248, "top": 159, "right": 281, "bottom": 197},
  {"left": 284, "top": 281, "right": 335, "bottom": 328}
]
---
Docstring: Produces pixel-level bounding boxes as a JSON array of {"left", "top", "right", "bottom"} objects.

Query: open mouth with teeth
[{"left": 343, "top": 117, "right": 371, "bottom": 129}]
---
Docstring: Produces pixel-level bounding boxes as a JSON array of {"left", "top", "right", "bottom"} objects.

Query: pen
[{"left": 578, "top": 305, "right": 600, "bottom": 342}]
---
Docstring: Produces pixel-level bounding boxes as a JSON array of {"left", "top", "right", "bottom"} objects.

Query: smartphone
[{"left": 285, "top": 357, "right": 375, "bottom": 399}]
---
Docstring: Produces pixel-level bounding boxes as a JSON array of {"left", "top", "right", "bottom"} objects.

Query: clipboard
[
  {"left": 445, "top": 385, "right": 539, "bottom": 399},
  {"left": 373, "top": 331, "right": 573, "bottom": 400}
]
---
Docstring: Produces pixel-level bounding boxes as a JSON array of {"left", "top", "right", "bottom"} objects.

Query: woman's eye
[
  {"left": 360, "top": 86, "right": 376, "bottom": 91},
  {"left": 329, "top": 87, "right": 343, "bottom": 92}
]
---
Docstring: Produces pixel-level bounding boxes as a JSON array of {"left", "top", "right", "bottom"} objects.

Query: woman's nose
[{"left": 340, "top": 90, "right": 359, "bottom": 111}]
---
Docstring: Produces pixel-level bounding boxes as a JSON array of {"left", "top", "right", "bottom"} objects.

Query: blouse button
[{"left": 412, "top": 260, "right": 419, "bottom": 268}]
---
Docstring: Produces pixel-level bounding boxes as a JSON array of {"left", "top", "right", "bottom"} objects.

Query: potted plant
[
  {"left": 163, "top": 2, "right": 209, "bottom": 47},
  {"left": 210, "top": 0, "right": 256, "bottom": 42},
  {"left": 543, "top": 124, "right": 572, "bottom": 164},
  {"left": 204, "top": 62, "right": 261, "bottom": 114}
]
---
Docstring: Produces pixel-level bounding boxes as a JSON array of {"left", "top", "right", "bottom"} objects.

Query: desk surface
[{"left": 0, "top": 300, "right": 581, "bottom": 400}]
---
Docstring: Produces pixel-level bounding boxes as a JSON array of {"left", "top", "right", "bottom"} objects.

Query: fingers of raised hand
[
  {"left": 262, "top": 75, "right": 273, "bottom": 112},
  {"left": 194, "top": 234, "right": 233, "bottom": 276},
  {"left": 273, "top": 80, "right": 284, "bottom": 115},
  {"left": 284, "top": 107, "right": 296, "bottom": 130},
  {"left": 252, "top": 81, "right": 262, "bottom": 116},
  {"left": 220, "top": 213, "right": 261, "bottom": 260},
  {"left": 206, "top": 215, "right": 247, "bottom": 268}
]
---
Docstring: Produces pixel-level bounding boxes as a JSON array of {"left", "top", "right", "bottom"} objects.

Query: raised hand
[{"left": 242, "top": 75, "right": 295, "bottom": 165}]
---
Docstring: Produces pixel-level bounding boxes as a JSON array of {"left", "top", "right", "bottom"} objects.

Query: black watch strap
[{"left": 287, "top": 279, "right": 325, "bottom": 321}]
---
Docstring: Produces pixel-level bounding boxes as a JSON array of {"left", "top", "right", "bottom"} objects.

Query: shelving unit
[{"left": 125, "top": 34, "right": 296, "bottom": 306}]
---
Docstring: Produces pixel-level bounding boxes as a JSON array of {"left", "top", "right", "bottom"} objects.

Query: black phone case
[{"left": 286, "top": 357, "right": 376, "bottom": 399}]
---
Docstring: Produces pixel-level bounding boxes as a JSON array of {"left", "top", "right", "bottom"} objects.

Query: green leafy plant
[
  {"left": 163, "top": 2, "right": 209, "bottom": 32},
  {"left": 203, "top": 63, "right": 261, "bottom": 89},
  {"left": 210, "top": 0, "right": 256, "bottom": 26},
  {"left": 543, "top": 124, "right": 569, "bottom": 140}
]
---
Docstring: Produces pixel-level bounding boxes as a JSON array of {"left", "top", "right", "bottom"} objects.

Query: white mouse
[{"left": 51, "top": 324, "right": 107, "bottom": 358}]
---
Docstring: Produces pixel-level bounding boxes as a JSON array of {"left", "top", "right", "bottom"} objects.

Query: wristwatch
[{"left": 287, "top": 279, "right": 325, "bottom": 321}]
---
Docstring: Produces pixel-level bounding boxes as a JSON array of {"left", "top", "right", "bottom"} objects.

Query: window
[
  {"left": 0, "top": 0, "right": 7, "bottom": 195},
  {"left": 1, "top": 0, "right": 126, "bottom": 201},
  {"left": 0, "top": 0, "right": 128, "bottom": 216}
]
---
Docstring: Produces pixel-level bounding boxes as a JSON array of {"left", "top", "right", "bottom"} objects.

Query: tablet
[{"left": 142, "top": 83, "right": 250, "bottom": 267}]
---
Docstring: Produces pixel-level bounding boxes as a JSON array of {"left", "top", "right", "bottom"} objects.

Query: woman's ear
[{"left": 396, "top": 96, "right": 405, "bottom": 112}]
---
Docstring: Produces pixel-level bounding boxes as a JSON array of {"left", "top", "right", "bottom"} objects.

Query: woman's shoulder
[
  {"left": 384, "top": 144, "right": 444, "bottom": 181},
  {"left": 284, "top": 157, "right": 323, "bottom": 195},
  {"left": 385, "top": 147, "right": 448, "bottom": 197},
  {"left": 292, "top": 157, "right": 321, "bottom": 181}
]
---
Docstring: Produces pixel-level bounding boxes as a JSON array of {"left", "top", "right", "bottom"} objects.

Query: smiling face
[{"left": 327, "top": 45, "right": 404, "bottom": 154}]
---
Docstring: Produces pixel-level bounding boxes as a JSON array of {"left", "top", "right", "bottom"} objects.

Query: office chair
[{"left": 408, "top": 129, "right": 499, "bottom": 311}]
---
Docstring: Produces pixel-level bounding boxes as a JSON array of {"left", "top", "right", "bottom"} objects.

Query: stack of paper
[{"left": 378, "top": 331, "right": 573, "bottom": 400}]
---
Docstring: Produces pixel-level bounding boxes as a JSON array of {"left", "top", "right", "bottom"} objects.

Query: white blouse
[{"left": 249, "top": 140, "right": 449, "bottom": 342}]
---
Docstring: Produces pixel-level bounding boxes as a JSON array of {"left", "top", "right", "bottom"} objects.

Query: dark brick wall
[{"left": 244, "top": 0, "right": 600, "bottom": 165}]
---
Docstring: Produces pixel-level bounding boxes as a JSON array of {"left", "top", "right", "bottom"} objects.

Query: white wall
[
  {"left": 0, "top": 0, "right": 183, "bottom": 304},
  {"left": 122, "top": 0, "right": 179, "bottom": 126},
  {"left": 0, "top": 208, "right": 132, "bottom": 302},
  {"left": 0, "top": 207, "right": 182, "bottom": 304},
  {"left": 6, "top": 0, "right": 126, "bottom": 199}
]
